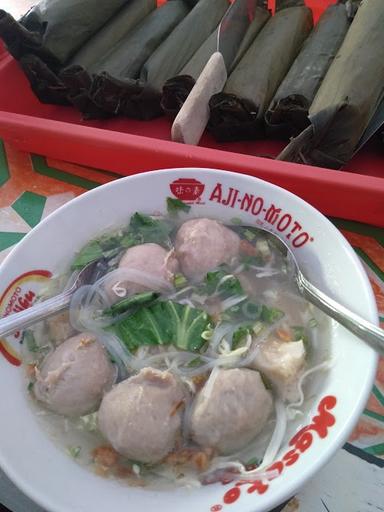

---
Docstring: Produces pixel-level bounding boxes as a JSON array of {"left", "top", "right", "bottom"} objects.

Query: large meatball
[
  {"left": 250, "top": 338, "right": 306, "bottom": 402},
  {"left": 190, "top": 368, "right": 272, "bottom": 455},
  {"left": 98, "top": 368, "right": 186, "bottom": 464},
  {"left": 175, "top": 219, "right": 240, "bottom": 280},
  {"left": 106, "top": 243, "right": 179, "bottom": 301},
  {"left": 33, "top": 332, "right": 116, "bottom": 417}
]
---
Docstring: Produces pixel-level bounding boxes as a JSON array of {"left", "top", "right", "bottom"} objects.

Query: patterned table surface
[{"left": 0, "top": 139, "right": 383, "bottom": 512}]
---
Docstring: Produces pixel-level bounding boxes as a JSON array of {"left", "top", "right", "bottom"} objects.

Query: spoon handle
[
  {"left": 0, "top": 290, "right": 73, "bottom": 339},
  {"left": 297, "top": 272, "right": 384, "bottom": 355}
]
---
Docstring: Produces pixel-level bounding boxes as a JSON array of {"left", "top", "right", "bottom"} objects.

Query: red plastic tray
[{"left": 0, "top": 1, "right": 383, "bottom": 227}]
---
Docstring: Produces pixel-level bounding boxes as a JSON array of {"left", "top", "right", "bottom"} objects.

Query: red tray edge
[{"left": 1, "top": 110, "right": 383, "bottom": 228}]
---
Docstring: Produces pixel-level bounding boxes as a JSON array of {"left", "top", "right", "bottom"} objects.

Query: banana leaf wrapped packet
[
  {"left": 18, "top": 53, "right": 70, "bottom": 105},
  {"left": 0, "top": 0, "right": 132, "bottom": 68},
  {"left": 277, "top": 0, "right": 384, "bottom": 169},
  {"left": 67, "top": 0, "right": 156, "bottom": 72},
  {"left": 161, "top": 0, "right": 270, "bottom": 118},
  {"left": 265, "top": 1, "right": 353, "bottom": 138},
  {"left": 141, "top": 0, "right": 228, "bottom": 93},
  {"left": 228, "top": 0, "right": 270, "bottom": 73},
  {"left": 60, "top": 0, "right": 186, "bottom": 119},
  {"left": 0, "top": 0, "right": 155, "bottom": 106},
  {"left": 161, "top": 28, "right": 218, "bottom": 117},
  {"left": 85, "top": 0, "right": 229, "bottom": 120},
  {"left": 209, "top": 0, "right": 313, "bottom": 142}
]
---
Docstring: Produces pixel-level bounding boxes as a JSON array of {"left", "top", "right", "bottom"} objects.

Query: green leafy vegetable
[
  {"left": 205, "top": 271, "right": 221, "bottom": 295},
  {"left": 72, "top": 211, "right": 173, "bottom": 269},
  {"left": 71, "top": 230, "right": 135, "bottom": 269},
  {"left": 221, "top": 301, "right": 280, "bottom": 327},
  {"left": 291, "top": 325, "right": 310, "bottom": 355},
  {"left": 71, "top": 240, "right": 104, "bottom": 269},
  {"left": 308, "top": 317, "right": 318, "bottom": 328},
  {"left": 98, "top": 232, "right": 135, "bottom": 251},
  {"left": 243, "top": 229, "right": 256, "bottom": 242},
  {"left": 223, "top": 300, "right": 262, "bottom": 322},
  {"left": 246, "top": 457, "right": 261, "bottom": 468},
  {"left": 232, "top": 320, "right": 266, "bottom": 349},
  {"left": 119, "top": 233, "right": 137, "bottom": 248},
  {"left": 129, "top": 212, "right": 172, "bottom": 246},
  {"left": 232, "top": 325, "right": 253, "bottom": 350},
  {"left": 104, "top": 292, "right": 159, "bottom": 316},
  {"left": 166, "top": 197, "right": 191, "bottom": 215},
  {"left": 241, "top": 254, "right": 264, "bottom": 269},
  {"left": 187, "top": 356, "right": 204, "bottom": 367},
  {"left": 27, "top": 382, "right": 34, "bottom": 392},
  {"left": 292, "top": 325, "right": 305, "bottom": 341},
  {"left": 174, "top": 273, "right": 188, "bottom": 288},
  {"left": 261, "top": 305, "right": 284, "bottom": 324},
  {"left": 23, "top": 330, "right": 39, "bottom": 353},
  {"left": 205, "top": 268, "right": 243, "bottom": 296},
  {"left": 114, "top": 300, "right": 210, "bottom": 353},
  {"left": 242, "top": 302, "right": 262, "bottom": 320},
  {"left": 66, "top": 446, "right": 81, "bottom": 459}
]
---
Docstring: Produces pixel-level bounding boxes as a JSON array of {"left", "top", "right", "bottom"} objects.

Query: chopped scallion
[
  {"left": 174, "top": 273, "right": 188, "bottom": 288},
  {"left": 308, "top": 318, "right": 318, "bottom": 328},
  {"left": 67, "top": 446, "right": 81, "bottom": 459},
  {"left": 243, "top": 229, "right": 256, "bottom": 242}
]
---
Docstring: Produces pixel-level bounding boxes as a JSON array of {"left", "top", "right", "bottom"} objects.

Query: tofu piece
[
  {"left": 47, "top": 311, "right": 75, "bottom": 345},
  {"left": 250, "top": 339, "right": 306, "bottom": 402}
]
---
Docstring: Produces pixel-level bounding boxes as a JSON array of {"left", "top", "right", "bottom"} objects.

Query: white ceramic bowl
[{"left": 0, "top": 169, "right": 378, "bottom": 512}]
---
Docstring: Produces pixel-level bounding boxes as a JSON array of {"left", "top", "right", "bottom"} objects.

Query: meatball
[
  {"left": 98, "top": 368, "right": 186, "bottom": 464},
  {"left": 190, "top": 368, "right": 272, "bottom": 455},
  {"left": 175, "top": 219, "right": 240, "bottom": 280},
  {"left": 250, "top": 338, "right": 306, "bottom": 402},
  {"left": 33, "top": 332, "right": 116, "bottom": 417},
  {"left": 106, "top": 243, "right": 179, "bottom": 301}
]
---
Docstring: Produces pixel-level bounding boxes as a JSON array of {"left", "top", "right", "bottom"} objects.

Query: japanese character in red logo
[{"left": 170, "top": 179, "right": 205, "bottom": 203}]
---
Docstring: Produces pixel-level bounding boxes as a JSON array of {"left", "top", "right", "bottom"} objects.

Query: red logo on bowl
[
  {"left": 170, "top": 179, "right": 205, "bottom": 203},
  {"left": 0, "top": 270, "right": 52, "bottom": 366}
]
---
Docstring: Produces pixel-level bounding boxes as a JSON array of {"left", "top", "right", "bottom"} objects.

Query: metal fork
[{"left": 0, "top": 260, "right": 103, "bottom": 339}]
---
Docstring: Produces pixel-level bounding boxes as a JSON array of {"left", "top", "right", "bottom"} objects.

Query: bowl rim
[{"left": 0, "top": 167, "right": 379, "bottom": 512}]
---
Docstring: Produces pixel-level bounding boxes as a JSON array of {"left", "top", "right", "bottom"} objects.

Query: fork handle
[
  {"left": 297, "top": 272, "right": 384, "bottom": 355},
  {"left": 0, "top": 290, "right": 73, "bottom": 339}
]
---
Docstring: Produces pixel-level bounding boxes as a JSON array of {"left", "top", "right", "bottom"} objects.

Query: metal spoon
[
  {"left": 0, "top": 259, "right": 105, "bottom": 339},
  {"left": 238, "top": 225, "right": 384, "bottom": 355}
]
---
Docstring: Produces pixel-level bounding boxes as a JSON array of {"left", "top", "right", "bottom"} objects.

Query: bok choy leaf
[{"left": 113, "top": 300, "right": 210, "bottom": 353}]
